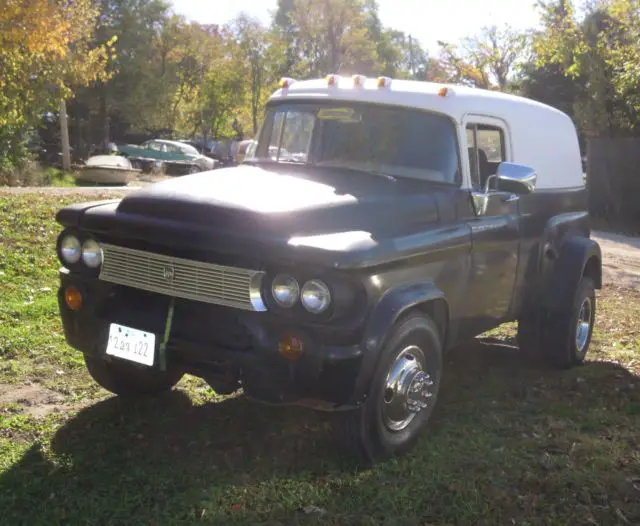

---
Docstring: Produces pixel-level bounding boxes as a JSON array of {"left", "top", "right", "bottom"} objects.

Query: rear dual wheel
[
  {"left": 331, "top": 313, "right": 443, "bottom": 465},
  {"left": 517, "top": 275, "right": 596, "bottom": 368}
]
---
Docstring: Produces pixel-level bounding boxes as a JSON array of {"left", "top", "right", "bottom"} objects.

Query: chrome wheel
[
  {"left": 381, "top": 345, "right": 434, "bottom": 432},
  {"left": 575, "top": 296, "right": 592, "bottom": 353}
]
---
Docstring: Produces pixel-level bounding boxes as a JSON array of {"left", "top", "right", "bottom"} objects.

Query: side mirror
[{"left": 485, "top": 162, "right": 537, "bottom": 195}]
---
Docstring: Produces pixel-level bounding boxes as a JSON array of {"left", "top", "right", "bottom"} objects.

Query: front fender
[
  {"left": 55, "top": 200, "right": 121, "bottom": 228},
  {"left": 541, "top": 236, "right": 602, "bottom": 313},
  {"left": 350, "top": 281, "right": 447, "bottom": 405}
]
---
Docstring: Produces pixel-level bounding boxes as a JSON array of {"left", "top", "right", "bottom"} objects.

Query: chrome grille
[{"left": 98, "top": 244, "right": 265, "bottom": 311}]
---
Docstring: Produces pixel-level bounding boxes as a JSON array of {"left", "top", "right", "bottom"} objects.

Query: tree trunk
[
  {"left": 59, "top": 99, "right": 71, "bottom": 171},
  {"left": 99, "top": 84, "right": 109, "bottom": 151}
]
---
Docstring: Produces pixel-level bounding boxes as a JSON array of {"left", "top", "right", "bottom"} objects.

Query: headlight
[
  {"left": 301, "top": 279, "right": 331, "bottom": 314},
  {"left": 271, "top": 274, "right": 299, "bottom": 308},
  {"left": 81, "top": 239, "right": 103, "bottom": 268},
  {"left": 60, "top": 235, "right": 81, "bottom": 264}
]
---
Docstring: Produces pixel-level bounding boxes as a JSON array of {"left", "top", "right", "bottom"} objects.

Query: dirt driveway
[{"left": 592, "top": 231, "right": 640, "bottom": 290}]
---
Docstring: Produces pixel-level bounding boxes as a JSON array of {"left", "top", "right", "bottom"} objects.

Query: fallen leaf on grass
[
  {"left": 302, "top": 505, "right": 327, "bottom": 515},
  {"left": 615, "top": 508, "right": 629, "bottom": 523}
]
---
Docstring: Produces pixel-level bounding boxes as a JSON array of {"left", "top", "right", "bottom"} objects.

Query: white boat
[{"left": 75, "top": 155, "right": 141, "bottom": 185}]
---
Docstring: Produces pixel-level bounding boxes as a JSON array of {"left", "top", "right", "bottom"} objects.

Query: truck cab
[{"left": 54, "top": 75, "right": 602, "bottom": 464}]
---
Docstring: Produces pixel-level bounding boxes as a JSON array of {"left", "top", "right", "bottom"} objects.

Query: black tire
[
  {"left": 84, "top": 354, "right": 184, "bottom": 397},
  {"left": 541, "top": 276, "right": 596, "bottom": 368},
  {"left": 331, "top": 312, "right": 443, "bottom": 465}
]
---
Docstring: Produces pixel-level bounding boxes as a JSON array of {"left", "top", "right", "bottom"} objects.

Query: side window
[
  {"left": 466, "top": 123, "right": 506, "bottom": 190},
  {"left": 164, "top": 144, "right": 181, "bottom": 154}
]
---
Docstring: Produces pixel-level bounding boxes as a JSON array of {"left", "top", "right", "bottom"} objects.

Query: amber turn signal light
[
  {"left": 64, "top": 286, "right": 82, "bottom": 311},
  {"left": 278, "top": 334, "right": 305, "bottom": 361}
]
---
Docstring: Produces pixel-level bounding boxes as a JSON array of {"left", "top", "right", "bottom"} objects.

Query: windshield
[{"left": 251, "top": 101, "right": 460, "bottom": 184}]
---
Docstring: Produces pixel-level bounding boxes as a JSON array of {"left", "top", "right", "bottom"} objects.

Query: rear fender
[{"left": 541, "top": 236, "right": 602, "bottom": 313}]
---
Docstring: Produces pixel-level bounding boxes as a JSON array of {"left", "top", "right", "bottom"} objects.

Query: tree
[
  {"left": 284, "top": 0, "right": 378, "bottom": 76},
  {"left": 0, "top": 0, "right": 114, "bottom": 170},
  {"left": 532, "top": 0, "right": 640, "bottom": 137},
  {"left": 172, "top": 25, "right": 246, "bottom": 142},
  {"left": 89, "top": 0, "right": 172, "bottom": 145},
  {"left": 438, "top": 25, "right": 529, "bottom": 90},
  {"left": 272, "top": 0, "right": 301, "bottom": 78},
  {"left": 231, "top": 14, "right": 284, "bottom": 136},
  {"left": 517, "top": 60, "right": 581, "bottom": 119}
]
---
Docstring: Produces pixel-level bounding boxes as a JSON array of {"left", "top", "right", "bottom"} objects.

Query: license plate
[{"left": 105, "top": 323, "right": 156, "bottom": 366}]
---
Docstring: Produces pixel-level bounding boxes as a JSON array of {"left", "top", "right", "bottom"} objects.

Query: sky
[{"left": 170, "top": 0, "right": 541, "bottom": 54}]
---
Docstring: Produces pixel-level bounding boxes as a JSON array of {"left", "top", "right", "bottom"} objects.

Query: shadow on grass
[{"left": 1, "top": 338, "right": 639, "bottom": 525}]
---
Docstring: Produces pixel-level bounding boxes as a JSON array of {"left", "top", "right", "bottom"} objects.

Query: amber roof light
[
  {"left": 326, "top": 74, "right": 339, "bottom": 87},
  {"left": 279, "top": 77, "right": 297, "bottom": 89}
]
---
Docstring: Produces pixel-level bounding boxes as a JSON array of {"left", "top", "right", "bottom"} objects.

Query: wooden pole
[
  {"left": 59, "top": 99, "right": 71, "bottom": 171},
  {"left": 409, "top": 35, "right": 414, "bottom": 79}
]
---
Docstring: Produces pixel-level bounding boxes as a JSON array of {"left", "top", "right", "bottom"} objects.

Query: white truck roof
[{"left": 268, "top": 76, "right": 584, "bottom": 190}]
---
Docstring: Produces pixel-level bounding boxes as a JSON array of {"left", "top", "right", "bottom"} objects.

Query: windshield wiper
[
  {"left": 244, "top": 157, "right": 307, "bottom": 165},
  {"left": 313, "top": 162, "right": 397, "bottom": 182}
]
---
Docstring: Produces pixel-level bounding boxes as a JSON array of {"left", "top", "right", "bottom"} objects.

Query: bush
[{"left": 0, "top": 163, "right": 75, "bottom": 187}]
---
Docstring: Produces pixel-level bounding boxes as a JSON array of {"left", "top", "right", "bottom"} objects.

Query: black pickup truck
[{"left": 54, "top": 76, "right": 602, "bottom": 464}]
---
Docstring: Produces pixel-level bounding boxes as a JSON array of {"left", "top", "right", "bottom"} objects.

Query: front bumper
[{"left": 57, "top": 270, "right": 365, "bottom": 410}]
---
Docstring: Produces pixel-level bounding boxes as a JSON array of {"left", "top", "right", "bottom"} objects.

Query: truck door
[{"left": 461, "top": 117, "right": 521, "bottom": 337}]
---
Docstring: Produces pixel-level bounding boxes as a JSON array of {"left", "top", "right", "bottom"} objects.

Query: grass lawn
[{"left": 0, "top": 192, "right": 639, "bottom": 526}]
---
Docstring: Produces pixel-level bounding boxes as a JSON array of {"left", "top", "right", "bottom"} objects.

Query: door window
[
  {"left": 466, "top": 124, "right": 506, "bottom": 190},
  {"left": 146, "top": 141, "right": 164, "bottom": 152},
  {"left": 164, "top": 143, "right": 182, "bottom": 154}
]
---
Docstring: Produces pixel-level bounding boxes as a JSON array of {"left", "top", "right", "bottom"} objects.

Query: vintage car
[
  {"left": 116, "top": 139, "right": 218, "bottom": 174},
  {"left": 54, "top": 75, "right": 602, "bottom": 464}
]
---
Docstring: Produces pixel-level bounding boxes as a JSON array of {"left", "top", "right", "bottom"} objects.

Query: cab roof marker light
[
  {"left": 438, "top": 86, "right": 454, "bottom": 97},
  {"left": 279, "top": 77, "right": 297, "bottom": 89},
  {"left": 377, "top": 76, "right": 392, "bottom": 88},
  {"left": 352, "top": 74, "right": 366, "bottom": 88},
  {"left": 326, "top": 74, "right": 339, "bottom": 87}
]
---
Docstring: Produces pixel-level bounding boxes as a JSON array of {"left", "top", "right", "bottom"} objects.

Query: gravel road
[
  {"left": 592, "top": 231, "right": 640, "bottom": 290},
  {"left": 2, "top": 186, "right": 638, "bottom": 290}
]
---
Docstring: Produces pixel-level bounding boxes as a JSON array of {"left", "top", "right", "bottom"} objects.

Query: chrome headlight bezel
[
  {"left": 271, "top": 274, "right": 300, "bottom": 308},
  {"left": 59, "top": 234, "right": 82, "bottom": 265},
  {"left": 81, "top": 239, "right": 103, "bottom": 268},
  {"left": 57, "top": 229, "right": 103, "bottom": 274},
  {"left": 301, "top": 279, "right": 332, "bottom": 314},
  {"left": 265, "top": 270, "right": 342, "bottom": 318}
]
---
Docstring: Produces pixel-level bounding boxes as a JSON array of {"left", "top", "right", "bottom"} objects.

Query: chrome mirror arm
[{"left": 484, "top": 174, "right": 498, "bottom": 194}]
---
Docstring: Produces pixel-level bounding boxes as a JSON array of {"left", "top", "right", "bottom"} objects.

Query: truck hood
[
  {"left": 111, "top": 163, "right": 441, "bottom": 237},
  {"left": 67, "top": 163, "right": 467, "bottom": 268}
]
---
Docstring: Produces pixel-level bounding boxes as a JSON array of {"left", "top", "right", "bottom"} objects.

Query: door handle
[{"left": 501, "top": 193, "right": 519, "bottom": 203}]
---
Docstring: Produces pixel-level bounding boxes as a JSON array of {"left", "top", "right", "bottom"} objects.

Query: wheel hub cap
[
  {"left": 382, "top": 345, "right": 433, "bottom": 432},
  {"left": 576, "top": 297, "right": 592, "bottom": 353}
]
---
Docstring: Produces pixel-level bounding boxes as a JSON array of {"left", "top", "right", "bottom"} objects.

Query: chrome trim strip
[{"left": 98, "top": 243, "right": 267, "bottom": 312}]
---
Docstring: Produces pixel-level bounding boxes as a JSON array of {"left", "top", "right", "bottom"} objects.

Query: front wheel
[
  {"left": 331, "top": 313, "right": 443, "bottom": 465},
  {"left": 84, "top": 354, "right": 184, "bottom": 397}
]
